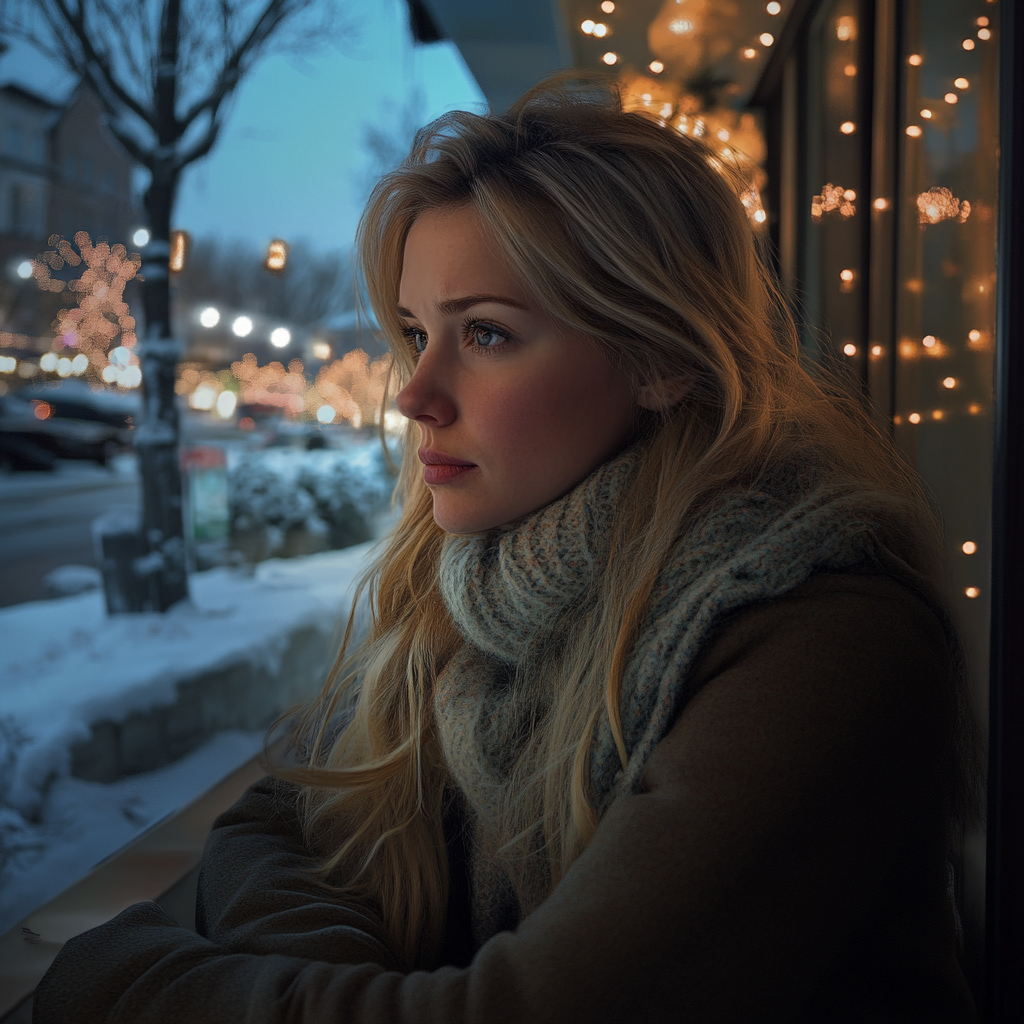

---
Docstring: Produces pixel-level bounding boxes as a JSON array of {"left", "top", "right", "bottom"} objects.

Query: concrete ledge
[{"left": 69, "top": 624, "right": 331, "bottom": 783}]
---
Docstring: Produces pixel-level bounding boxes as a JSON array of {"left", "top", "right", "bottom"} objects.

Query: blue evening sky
[{"left": 0, "top": 0, "right": 485, "bottom": 252}]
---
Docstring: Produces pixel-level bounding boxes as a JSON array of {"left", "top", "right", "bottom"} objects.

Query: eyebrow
[{"left": 396, "top": 294, "right": 530, "bottom": 319}]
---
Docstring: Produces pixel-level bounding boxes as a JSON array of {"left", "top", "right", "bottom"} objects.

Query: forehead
[{"left": 399, "top": 206, "right": 523, "bottom": 304}]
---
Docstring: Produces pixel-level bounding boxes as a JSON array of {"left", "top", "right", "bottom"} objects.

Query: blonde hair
[{"left": 279, "top": 74, "right": 948, "bottom": 970}]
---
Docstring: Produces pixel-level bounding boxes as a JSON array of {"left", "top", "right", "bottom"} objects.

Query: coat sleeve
[
  {"left": 195, "top": 773, "right": 400, "bottom": 969},
  {"left": 32, "top": 574, "right": 979, "bottom": 1024}
]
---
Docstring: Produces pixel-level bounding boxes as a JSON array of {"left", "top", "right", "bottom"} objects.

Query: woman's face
[{"left": 396, "top": 204, "right": 637, "bottom": 534}]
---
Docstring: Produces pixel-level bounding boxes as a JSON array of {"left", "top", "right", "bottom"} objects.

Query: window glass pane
[
  {"left": 804, "top": 0, "right": 867, "bottom": 378},
  {"left": 894, "top": 0, "right": 998, "bottom": 982}
]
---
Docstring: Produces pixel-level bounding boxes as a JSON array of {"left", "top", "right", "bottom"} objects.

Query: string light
[
  {"left": 592, "top": 23, "right": 609, "bottom": 38},
  {"left": 977, "top": 16, "right": 989, "bottom": 26},
  {"left": 954, "top": 77, "right": 969, "bottom": 89},
  {"left": 760, "top": 33, "right": 775, "bottom": 46},
  {"left": 602, "top": 51, "right": 618, "bottom": 64},
  {"left": 945, "top": 92, "right": 958, "bottom": 104},
  {"left": 601, "top": 1, "right": 615, "bottom": 12},
  {"left": 873, "top": 197, "right": 889, "bottom": 210},
  {"left": 917, "top": 186, "right": 970, "bottom": 224},
  {"left": 840, "top": 121, "right": 856, "bottom": 134},
  {"left": 922, "top": 335, "right": 937, "bottom": 348},
  {"left": 978, "top": 28, "right": 991, "bottom": 40},
  {"left": 965, "top": 587, "right": 980, "bottom": 599},
  {"left": 870, "top": 345, "right": 883, "bottom": 356},
  {"left": 906, "top": 125, "right": 923, "bottom": 138},
  {"left": 968, "top": 329, "right": 983, "bottom": 343},
  {"left": 908, "top": 53, "right": 923, "bottom": 66},
  {"left": 968, "top": 403, "right": 983, "bottom": 415},
  {"left": 843, "top": 343, "right": 857, "bottom": 356},
  {"left": 844, "top": 63, "right": 857, "bottom": 76},
  {"left": 836, "top": 16, "right": 856, "bottom": 41},
  {"left": 581, "top": 19, "right": 595, "bottom": 33},
  {"left": 649, "top": 60, "right": 665, "bottom": 73},
  {"left": 839, "top": 268, "right": 856, "bottom": 293},
  {"left": 741, "top": 47, "right": 758, "bottom": 59},
  {"left": 812, "top": 183, "right": 856, "bottom": 219},
  {"left": 908, "top": 412, "right": 922, "bottom": 424},
  {"left": 920, "top": 108, "right": 933, "bottom": 119},
  {"left": 963, "top": 39, "right": 975, "bottom": 50},
  {"left": 931, "top": 409, "right": 944, "bottom": 420},
  {"left": 767, "top": 2, "right": 782, "bottom": 13},
  {"left": 942, "top": 376, "right": 958, "bottom": 389},
  {"left": 962, "top": 541, "right": 977, "bottom": 554}
]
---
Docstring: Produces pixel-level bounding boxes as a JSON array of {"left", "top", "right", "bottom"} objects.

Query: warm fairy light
[
  {"left": 917, "top": 186, "right": 970, "bottom": 224},
  {"left": 945, "top": 92, "right": 958, "bottom": 104},
  {"left": 893, "top": 414, "right": 903, "bottom": 425},
  {"left": 920, "top": 109, "right": 933, "bottom": 119},
  {"left": 965, "top": 587, "right": 980, "bottom": 599},
  {"left": 840, "top": 269, "right": 855, "bottom": 281},
  {"left": 199, "top": 306, "right": 220, "bottom": 328},
  {"left": 968, "top": 402, "right": 982, "bottom": 415},
  {"left": 601, "top": 1, "right": 615, "bottom": 12},
  {"left": 954, "top": 77, "right": 969, "bottom": 89},
  {"left": 839, "top": 268, "right": 856, "bottom": 293},
  {"left": 592, "top": 23, "right": 609, "bottom": 38},
  {"left": 871, "top": 345, "right": 883, "bottom": 356},
  {"left": 811, "top": 183, "right": 855, "bottom": 220},
  {"left": 602, "top": 51, "right": 619, "bottom": 64},
  {"left": 978, "top": 28, "right": 991, "bottom": 41},
  {"left": 977, "top": 16, "right": 989, "bottom": 26},
  {"left": 908, "top": 412, "right": 922, "bottom": 424},
  {"left": 649, "top": 60, "right": 665, "bottom": 73},
  {"left": 922, "top": 335, "right": 937, "bottom": 348},
  {"left": 759, "top": 33, "right": 775, "bottom": 46},
  {"left": 753, "top": 209, "right": 767, "bottom": 223},
  {"left": 844, "top": 63, "right": 857, "bottom": 76},
  {"left": 873, "top": 197, "right": 889, "bottom": 210},
  {"left": 767, "top": 1, "right": 782, "bottom": 13},
  {"left": 908, "top": 53, "right": 922, "bottom": 66},
  {"left": 840, "top": 121, "right": 856, "bottom": 134},
  {"left": 968, "top": 329, "right": 982, "bottom": 343},
  {"left": 312, "top": 341, "right": 332, "bottom": 360},
  {"left": 931, "top": 409, "right": 944, "bottom": 420},
  {"left": 270, "top": 327, "right": 291, "bottom": 348},
  {"left": 169, "top": 230, "right": 189, "bottom": 273},
  {"left": 717, "top": 128, "right": 731, "bottom": 141},
  {"left": 741, "top": 47, "right": 758, "bottom": 59},
  {"left": 581, "top": 19, "right": 595, "bottom": 33},
  {"left": 963, "top": 39, "right": 975, "bottom": 50},
  {"left": 906, "top": 125, "right": 923, "bottom": 138},
  {"left": 843, "top": 343, "right": 857, "bottom": 356},
  {"left": 962, "top": 541, "right": 977, "bottom": 555},
  {"left": 942, "top": 377, "right": 957, "bottom": 389},
  {"left": 836, "top": 16, "right": 856, "bottom": 41}
]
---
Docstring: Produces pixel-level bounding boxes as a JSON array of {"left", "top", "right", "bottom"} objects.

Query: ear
[{"left": 636, "top": 373, "right": 694, "bottom": 411}]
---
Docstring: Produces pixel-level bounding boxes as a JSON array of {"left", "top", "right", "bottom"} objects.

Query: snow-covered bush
[{"left": 228, "top": 442, "right": 397, "bottom": 556}]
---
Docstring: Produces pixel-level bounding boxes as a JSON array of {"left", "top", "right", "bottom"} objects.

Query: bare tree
[{"left": 0, "top": 0, "right": 346, "bottom": 610}]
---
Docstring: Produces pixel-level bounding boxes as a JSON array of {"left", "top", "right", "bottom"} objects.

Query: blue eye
[
  {"left": 402, "top": 328, "right": 427, "bottom": 353},
  {"left": 473, "top": 326, "right": 505, "bottom": 348}
]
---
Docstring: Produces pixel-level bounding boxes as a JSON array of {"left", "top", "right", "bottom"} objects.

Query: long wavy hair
[{"left": 279, "top": 74, "right": 959, "bottom": 970}]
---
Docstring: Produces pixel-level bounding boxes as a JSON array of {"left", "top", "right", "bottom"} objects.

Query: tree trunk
[{"left": 100, "top": 0, "right": 189, "bottom": 612}]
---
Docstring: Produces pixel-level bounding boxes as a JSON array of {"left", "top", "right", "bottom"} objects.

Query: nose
[{"left": 395, "top": 349, "right": 457, "bottom": 427}]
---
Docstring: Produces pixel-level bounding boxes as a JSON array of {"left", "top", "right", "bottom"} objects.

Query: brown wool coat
[{"left": 34, "top": 572, "right": 979, "bottom": 1023}]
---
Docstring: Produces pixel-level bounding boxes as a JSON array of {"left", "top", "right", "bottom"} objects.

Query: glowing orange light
[
  {"left": 908, "top": 54, "right": 923, "bottom": 66},
  {"left": 977, "top": 16, "right": 989, "bottom": 27},
  {"left": 942, "top": 377, "right": 957, "bottom": 389},
  {"left": 238, "top": 416, "right": 255, "bottom": 431},
  {"left": 844, "top": 189, "right": 857, "bottom": 201},
  {"left": 33, "top": 401, "right": 52, "bottom": 420},
  {"left": 843, "top": 343, "right": 857, "bottom": 356},
  {"left": 906, "top": 125, "right": 923, "bottom": 138},
  {"left": 169, "top": 230, "right": 189, "bottom": 273},
  {"left": 932, "top": 409, "right": 944, "bottom": 420},
  {"left": 871, "top": 345, "right": 883, "bottom": 357},
  {"left": 741, "top": 47, "right": 758, "bottom": 59},
  {"left": 908, "top": 412, "right": 922, "bottom": 424},
  {"left": 920, "top": 109, "right": 933, "bottom": 119},
  {"left": 265, "top": 240, "right": 289, "bottom": 273},
  {"left": 601, "top": 1, "right": 615, "bottom": 12},
  {"left": 649, "top": 60, "right": 665, "bottom": 73},
  {"left": 968, "top": 403, "right": 983, "bottom": 415},
  {"left": 963, "top": 39, "right": 975, "bottom": 50},
  {"left": 836, "top": 16, "right": 856, "bottom": 41},
  {"left": 978, "top": 28, "right": 991, "bottom": 41},
  {"left": 945, "top": 92, "right": 958, "bottom": 104},
  {"left": 962, "top": 541, "right": 978, "bottom": 555},
  {"left": 968, "top": 329, "right": 982, "bottom": 343},
  {"left": 840, "top": 121, "right": 856, "bottom": 134},
  {"left": 840, "top": 269, "right": 855, "bottom": 281},
  {"left": 965, "top": 587, "right": 980, "bottom": 599},
  {"left": 873, "top": 197, "right": 889, "bottom": 211},
  {"left": 760, "top": 33, "right": 775, "bottom": 46},
  {"left": 581, "top": 19, "right": 595, "bottom": 34},
  {"left": 844, "top": 63, "right": 857, "bottom": 76},
  {"left": 602, "top": 51, "right": 618, "bottom": 65},
  {"left": 767, "top": 1, "right": 782, "bottom": 14},
  {"left": 922, "top": 335, "right": 937, "bottom": 348},
  {"left": 954, "top": 77, "right": 969, "bottom": 90}
]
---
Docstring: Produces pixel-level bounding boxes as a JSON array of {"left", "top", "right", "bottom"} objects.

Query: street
[{"left": 0, "top": 457, "right": 140, "bottom": 607}]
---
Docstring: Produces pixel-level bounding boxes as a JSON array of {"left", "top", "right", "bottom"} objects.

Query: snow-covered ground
[{"left": 0, "top": 542, "right": 379, "bottom": 935}]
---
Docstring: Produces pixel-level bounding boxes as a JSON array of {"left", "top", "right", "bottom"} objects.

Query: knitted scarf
[{"left": 434, "top": 448, "right": 894, "bottom": 945}]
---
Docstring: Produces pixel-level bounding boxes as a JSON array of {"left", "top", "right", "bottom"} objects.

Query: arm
[
  {"left": 195, "top": 773, "right": 400, "bottom": 969},
  {"left": 34, "top": 574, "right": 978, "bottom": 1024}
]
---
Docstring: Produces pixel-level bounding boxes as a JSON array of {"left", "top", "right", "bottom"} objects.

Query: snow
[{"left": 0, "top": 542, "right": 379, "bottom": 935}]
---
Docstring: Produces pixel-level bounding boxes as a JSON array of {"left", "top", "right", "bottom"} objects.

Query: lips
[{"left": 418, "top": 448, "right": 477, "bottom": 485}]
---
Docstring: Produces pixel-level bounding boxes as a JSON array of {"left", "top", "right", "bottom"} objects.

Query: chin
[{"left": 431, "top": 498, "right": 503, "bottom": 535}]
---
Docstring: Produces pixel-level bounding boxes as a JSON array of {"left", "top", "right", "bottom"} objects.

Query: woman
[{"left": 36, "top": 76, "right": 979, "bottom": 1023}]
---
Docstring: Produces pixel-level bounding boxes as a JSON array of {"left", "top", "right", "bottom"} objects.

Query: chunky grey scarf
[{"left": 435, "top": 448, "right": 890, "bottom": 945}]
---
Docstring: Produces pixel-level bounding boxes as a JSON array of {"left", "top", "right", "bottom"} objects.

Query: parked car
[{"left": 0, "top": 383, "right": 138, "bottom": 470}]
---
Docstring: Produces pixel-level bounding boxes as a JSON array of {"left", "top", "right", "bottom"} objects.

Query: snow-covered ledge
[{"left": 0, "top": 543, "right": 375, "bottom": 935}]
